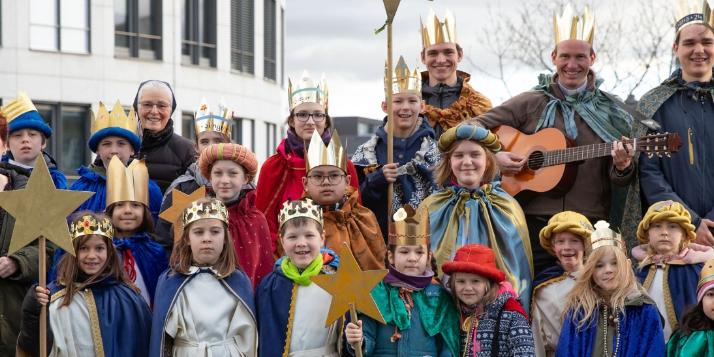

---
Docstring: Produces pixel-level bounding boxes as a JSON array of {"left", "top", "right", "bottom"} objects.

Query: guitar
[{"left": 492, "top": 125, "right": 682, "bottom": 197}]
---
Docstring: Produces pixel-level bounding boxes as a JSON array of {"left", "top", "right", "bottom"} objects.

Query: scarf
[
  {"left": 280, "top": 254, "right": 323, "bottom": 286},
  {"left": 533, "top": 73, "right": 632, "bottom": 141},
  {"left": 383, "top": 264, "right": 434, "bottom": 290},
  {"left": 284, "top": 128, "right": 332, "bottom": 157}
]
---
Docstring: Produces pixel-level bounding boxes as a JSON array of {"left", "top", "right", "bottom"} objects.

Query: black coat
[{"left": 138, "top": 119, "right": 197, "bottom": 194}]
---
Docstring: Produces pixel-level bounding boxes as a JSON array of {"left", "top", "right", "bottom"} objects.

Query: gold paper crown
[
  {"left": 183, "top": 198, "right": 229, "bottom": 227},
  {"left": 278, "top": 198, "right": 324, "bottom": 231},
  {"left": 421, "top": 8, "right": 457, "bottom": 48},
  {"left": 91, "top": 101, "right": 138, "bottom": 138},
  {"left": 306, "top": 129, "right": 347, "bottom": 172},
  {"left": 106, "top": 156, "right": 149, "bottom": 207},
  {"left": 389, "top": 205, "right": 430, "bottom": 246},
  {"left": 194, "top": 98, "right": 233, "bottom": 138},
  {"left": 589, "top": 220, "right": 625, "bottom": 252},
  {"left": 385, "top": 56, "right": 421, "bottom": 95},
  {"left": 288, "top": 71, "right": 328, "bottom": 111},
  {"left": 70, "top": 214, "right": 114, "bottom": 241},
  {"left": 553, "top": 4, "right": 595, "bottom": 45},
  {"left": 1, "top": 92, "right": 37, "bottom": 122},
  {"left": 674, "top": 0, "right": 712, "bottom": 32}
]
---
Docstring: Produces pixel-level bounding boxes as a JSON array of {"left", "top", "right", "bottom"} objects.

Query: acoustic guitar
[{"left": 492, "top": 125, "right": 682, "bottom": 197}]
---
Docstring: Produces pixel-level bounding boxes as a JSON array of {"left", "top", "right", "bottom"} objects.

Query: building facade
[
  {"left": 331, "top": 116, "right": 382, "bottom": 157},
  {"left": 0, "top": 0, "right": 287, "bottom": 177}
]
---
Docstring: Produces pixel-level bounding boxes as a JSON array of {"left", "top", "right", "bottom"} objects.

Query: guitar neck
[{"left": 542, "top": 141, "right": 628, "bottom": 167}]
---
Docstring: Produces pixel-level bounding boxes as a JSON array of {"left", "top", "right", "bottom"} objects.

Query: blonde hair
[
  {"left": 563, "top": 245, "right": 643, "bottom": 328},
  {"left": 433, "top": 139, "right": 499, "bottom": 188}
]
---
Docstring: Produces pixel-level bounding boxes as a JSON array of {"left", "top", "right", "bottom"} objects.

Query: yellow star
[
  {"left": 159, "top": 186, "right": 206, "bottom": 242},
  {"left": 311, "top": 243, "right": 388, "bottom": 327},
  {"left": 0, "top": 156, "right": 94, "bottom": 256}
]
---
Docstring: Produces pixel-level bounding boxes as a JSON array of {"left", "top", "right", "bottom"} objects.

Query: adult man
[
  {"left": 420, "top": 9, "right": 492, "bottom": 138},
  {"left": 635, "top": 2, "right": 714, "bottom": 245},
  {"left": 477, "top": 5, "right": 635, "bottom": 275}
]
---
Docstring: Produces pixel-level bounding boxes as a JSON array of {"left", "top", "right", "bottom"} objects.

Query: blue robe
[
  {"left": 149, "top": 268, "right": 255, "bottom": 357},
  {"left": 113, "top": 232, "right": 168, "bottom": 303},
  {"left": 48, "top": 276, "right": 152, "bottom": 357},
  {"left": 636, "top": 262, "right": 702, "bottom": 328},
  {"left": 1, "top": 151, "right": 67, "bottom": 189},
  {"left": 557, "top": 297, "right": 665, "bottom": 357}
]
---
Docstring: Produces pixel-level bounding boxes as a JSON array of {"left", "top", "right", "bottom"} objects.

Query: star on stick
[
  {"left": 159, "top": 186, "right": 206, "bottom": 241},
  {"left": 311, "top": 243, "right": 388, "bottom": 327},
  {"left": 0, "top": 156, "right": 94, "bottom": 256}
]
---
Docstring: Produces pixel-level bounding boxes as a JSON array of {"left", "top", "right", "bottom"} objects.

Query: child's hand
[
  {"left": 381, "top": 163, "right": 399, "bottom": 183},
  {"left": 0, "top": 173, "right": 8, "bottom": 191},
  {"left": 35, "top": 286, "right": 50, "bottom": 306},
  {"left": 345, "top": 320, "right": 363, "bottom": 345}
]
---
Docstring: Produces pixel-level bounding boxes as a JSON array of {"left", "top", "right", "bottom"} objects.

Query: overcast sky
[{"left": 284, "top": 0, "right": 675, "bottom": 119}]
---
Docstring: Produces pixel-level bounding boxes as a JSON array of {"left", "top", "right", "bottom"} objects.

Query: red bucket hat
[{"left": 441, "top": 244, "right": 506, "bottom": 283}]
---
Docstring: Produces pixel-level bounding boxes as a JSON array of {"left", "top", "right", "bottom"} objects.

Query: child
[
  {"left": 531, "top": 211, "right": 594, "bottom": 356},
  {"left": 71, "top": 100, "right": 162, "bottom": 221},
  {"left": 17, "top": 212, "right": 152, "bottom": 357},
  {"left": 197, "top": 143, "right": 274, "bottom": 288},
  {"left": 0, "top": 91, "right": 66, "bottom": 189},
  {"left": 344, "top": 206, "right": 460, "bottom": 356},
  {"left": 667, "top": 258, "right": 714, "bottom": 356},
  {"left": 557, "top": 220, "right": 665, "bottom": 356},
  {"left": 255, "top": 71, "right": 360, "bottom": 256},
  {"left": 303, "top": 130, "right": 386, "bottom": 270},
  {"left": 106, "top": 155, "right": 168, "bottom": 305},
  {"left": 418, "top": 123, "right": 532, "bottom": 309},
  {"left": 257, "top": 198, "right": 341, "bottom": 357},
  {"left": 632, "top": 200, "right": 712, "bottom": 340},
  {"left": 352, "top": 56, "right": 441, "bottom": 237},
  {"left": 150, "top": 197, "right": 257, "bottom": 357},
  {"left": 442, "top": 244, "right": 535, "bottom": 356}
]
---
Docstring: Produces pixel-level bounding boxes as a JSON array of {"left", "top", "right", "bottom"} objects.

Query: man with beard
[{"left": 420, "top": 9, "right": 492, "bottom": 138}]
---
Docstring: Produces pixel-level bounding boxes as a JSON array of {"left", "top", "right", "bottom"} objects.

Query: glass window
[
  {"left": 230, "top": 0, "right": 254, "bottom": 74},
  {"left": 265, "top": 122, "right": 276, "bottom": 156},
  {"left": 30, "top": 0, "right": 89, "bottom": 53},
  {"left": 232, "top": 116, "right": 244, "bottom": 144},
  {"left": 115, "top": 0, "right": 162, "bottom": 59},
  {"left": 242, "top": 118, "right": 254, "bottom": 152},
  {"left": 263, "top": 0, "right": 276, "bottom": 80},
  {"left": 32, "top": 102, "right": 89, "bottom": 175},
  {"left": 181, "top": 111, "right": 195, "bottom": 140},
  {"left": 182, "top": 0, "right": 217, "bottom": 67},
  {"left": 280, "top": 7, "right": 284, "bottom": 85}
]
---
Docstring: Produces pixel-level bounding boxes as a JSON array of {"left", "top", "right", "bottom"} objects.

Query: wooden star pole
[
  {"left": 383, "top": 0, "right": 401, "bottom": 230},
  {"left": 0, "top": 156, "right": 93, "bottom": 357},
  {"left": 311, "top": 243, "right": 387, "bottom": 357}
]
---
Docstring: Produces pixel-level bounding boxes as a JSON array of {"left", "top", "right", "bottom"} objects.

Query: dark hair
[
  {"left": 279, "top": 217, "right": 323, "bottom": 237},
  {"left": 56, "top": 211, "right": 134, "bottom": 307},
  {"left": 0, "top": 113, "right": 7, "bottom": 144},
  {"left": 106, "top": 202, "right": 155, "bottom": 234},
  {"left": 552, "top": 42, "right": 596, "bottom": 57},
  {"left": 675, "top": 23, "right": 714, "bottom": 45},
  {"left": 678, "top": 300, "right": 714, "bottom": 335},
  {"left": 420, "top": 43, "right": 464, "bottom": 59}
]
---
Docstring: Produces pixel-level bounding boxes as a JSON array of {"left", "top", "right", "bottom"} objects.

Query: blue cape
[
  {"left": 113, "top": 232, "right": 168, "bottom": 302},
  {"left": 1, "top": 151, "right": 67, "bottom": 189},
  {"left": 48, "top": 276, "right": 151, "bottom": 357},
  {"left": 149, "top": 268, "right": 255, "bottom": 357},
  {"left": 636, "top": 262, "right": 702, "bottom": 324}
]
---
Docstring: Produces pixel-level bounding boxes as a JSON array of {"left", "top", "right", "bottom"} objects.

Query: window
[
  {"left": 30, "top": 0, "right": 90, "bottom": 53},
  {"left": 231, "top": 116, "right": 243, "bottom": 144},
  {"left": 265, "top": 122, "right": 277, "bottom": 156},
  {"left": 230, "top": 0, "right": 254, "bottom": 74},
  {"left": 263, "top": 0, "right": 276, "bottom": 80},
  {"left": 33, "top": 102, "right": 90, "bottom": 175},
  {"left": 182, "top": 0, "right": 217, "bottom": 67},
  {"left": 115, "top": 0, "right": 162, "bottom": 59},
  {"left": 181, "top": 111, "right": 195, "bottom": 140},
  {"left": 242, "top": 118, "right": 255, "bottom": 151},
  {"left": 280, "top": 7, "right": 284, "bottom": 85}
]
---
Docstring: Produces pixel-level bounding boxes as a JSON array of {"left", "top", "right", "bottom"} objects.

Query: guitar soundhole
[{"left": 527, "top": 151, "right": 545, "bottom": 170}]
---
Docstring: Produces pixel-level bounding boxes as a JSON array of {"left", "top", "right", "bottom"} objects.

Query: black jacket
[{"left": 138, "top": 119, "right": 197, "bottom": 194}]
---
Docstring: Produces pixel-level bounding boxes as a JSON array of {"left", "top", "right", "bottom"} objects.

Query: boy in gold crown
[
  {"left": 302, "top": 130, "right": 386, "bottom": 270},
  {"left": 352, "top": 56, "right": 441, "bottom": 238},
  {"left": 257, "top": 198, "right": 342, "bottom": 357}
]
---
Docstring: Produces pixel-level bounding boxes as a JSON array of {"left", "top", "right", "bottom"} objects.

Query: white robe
[
  {"left": 48, "top": 291, "right": 99, "bottom": 357},
  {"left": 647, "top": 267, "right": 673, "bottom": 340},
  {"left": 531, "top": 272, "right": 578, "bottom": 357},
  {"left": 287, "top": 283, "right": 340, "bottom": 357},
  {"left": 165, "top": 272, "right": 258, "bottom": 357}
]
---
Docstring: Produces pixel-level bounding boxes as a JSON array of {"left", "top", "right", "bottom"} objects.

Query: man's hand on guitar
[
  {"left": 495, "top": 151, "right": 526, "bottom": 175},
  {"left": 611, "top": 137, "right": 634, "bottom": 171},
  {"left": 381, "top": 163, "right": 399, "bottom": 183}
]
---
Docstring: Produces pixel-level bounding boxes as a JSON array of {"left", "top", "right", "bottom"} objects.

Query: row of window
[{"left": 23, "top": 0, "right": 283, "bottom": 80}]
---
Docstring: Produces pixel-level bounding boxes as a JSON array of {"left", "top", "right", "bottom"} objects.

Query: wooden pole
[
  {"left": 39, "top": 237, "right": 47, "bottom": 357},
  {"left": 349, "top": 303, "right": 363, "bottom": 357},
  {"left": 386, "top": 20, "right": 395, "bottom": 225}
]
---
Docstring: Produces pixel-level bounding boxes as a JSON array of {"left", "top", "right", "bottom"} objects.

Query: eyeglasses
[
  {"left": 139, "top": 101, "right": 171, "bottom": 111},
  {"left": 306, "top": 173, "right": 346, "bottom": 185},
  {"left": 294, "top": 112, "right": 327, "bottom": 122}
]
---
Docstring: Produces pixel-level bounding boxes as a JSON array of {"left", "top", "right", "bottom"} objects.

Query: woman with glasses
[
  {"left": 132, "top": 80, "right": 197, "bottom": 194},
  {"left": 255, "top": 72, "right": 360, "bottom": 257}
]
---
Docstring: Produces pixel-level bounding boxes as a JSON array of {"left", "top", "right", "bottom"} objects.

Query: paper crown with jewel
[
  {"left": 182, "top": 198, "right": 229, "bottom": 227},
  {"left": 674, "top": 0, "right": 714, "bottom": 32},
  {"left": 0, "top": 91, "right": 53, "bottom": 138},
  {"left": 589, "top": 220, "right": 626, "bottom": 252},
  {"left": 70, "top": 214, "right": 114, "bottom": 241},
  {"left": 288, "top": 71, "right": 328, "bottom": 111},
  {"left": 553, "top": 4, "right": 595, "bottom": 45},
  {"left": 389, "top": 205, "right": 430, "bottom": 246},
  {"left": 88, "top": 100, "right": 140, "bottom": 152},
  {"left": 194, "top": 98, "right": 233, "bottom": 139},
  {"left": 106, "top": 155, "right": 150, "bottom": 207},
  {"left": 421, "top": 8, "right": 457, "bottom": 48},
  {"left": 306, "top": 129, "right": 347, "bottom": 172},
  {"left": 385, "top": 56, "right": 421, "bottom": 95},
  {"left": 278, "top": 198, "right": 324, "bottom": 230}
]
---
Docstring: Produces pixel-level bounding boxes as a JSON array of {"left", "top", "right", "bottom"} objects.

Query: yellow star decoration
[
  {"left": 311, "top": 243, "right": 388, "bottom": 327},
  {"left": 0, "top": 156, "right": 94, "bottom": 256},
  {"left": 159, "top": 186, "right": 206, "bottom": 242}
]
